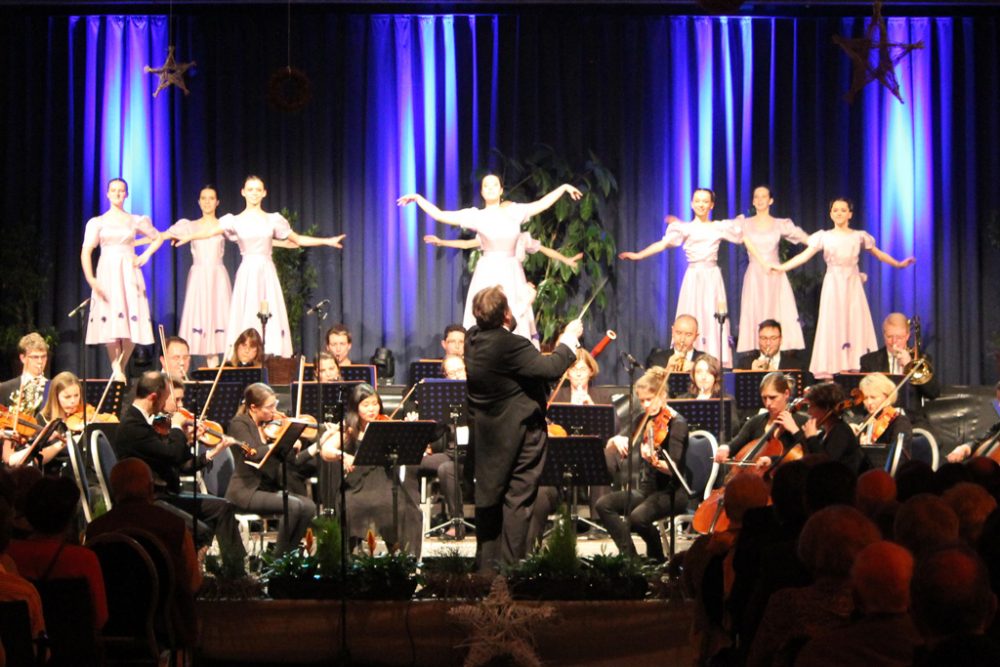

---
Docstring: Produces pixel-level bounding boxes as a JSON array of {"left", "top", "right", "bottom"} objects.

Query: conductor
[{"left": 465, "top": 285, "right": 582, "bottom": 573}]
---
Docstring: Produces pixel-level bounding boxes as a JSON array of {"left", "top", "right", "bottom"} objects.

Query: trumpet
[{"left": 667, "top": 352, "right": 691, "bottom": 373}]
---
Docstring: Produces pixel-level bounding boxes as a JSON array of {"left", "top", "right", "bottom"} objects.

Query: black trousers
[
  {"left": 155, "top": 491, "right": 246, "bottom": 559},
  {"left": 594, "top": 487, "right": 681, "bottom": 562},
  {"left": 475, "top": 426, "right": 546, "bottom": 574},
  {"left": 419, "top": 452, "right": 461, "bottom": 519},
  {"left": 243, "top": 489, "right": 317, "bottom": 555}
]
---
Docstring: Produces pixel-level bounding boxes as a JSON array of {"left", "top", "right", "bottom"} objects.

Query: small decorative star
[
  {"left": 449, "top": 577, "right": 557, "bottom": 667},
  {"left": 144, "top": 46, "right": 195, "bottom": 97},
  {"left": 833, "top": 0, "right": 923, "bottom": 104}
]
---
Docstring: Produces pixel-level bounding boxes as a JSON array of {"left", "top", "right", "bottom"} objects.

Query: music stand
[
  {"left": 733, "top": 370, "right": 805, "bottom": 411},
  {"left": 190, "top": 366, "right": 263, "bottom": 391},
  {"left": 539, "top": 435, "right": 612, "bottom": 533},
  {"left": 84, "top": 380, "right": 126, "bottom": 415},
  {"left": 354, "top": 420, "right": 440, "bottom": 549},
  {"left": 184, "top": 382, "right": 244, "bottom": 432},
  {"left": 667, "top": 373, "right": 689, "bottom": 398},
  {"left": 414, "top": 380, "right": 473, "bottom": 537},
  {"left": 290, "top": 381, "right": 364, "bottom": 418},
  {"left": 246, "top": 419, "right": 310, "bottom": 533},
  {"left": 668, "top": 398, "right": 735, "bottom": 441},
  {"left": 340, "top": 365, "right": 377, "bottom": 386},
  {"left": 409, "top": 360, "right": 445, "bottom": 386},
  {"left": 547, "top": 404, "right": 616, "bottom": 442}
]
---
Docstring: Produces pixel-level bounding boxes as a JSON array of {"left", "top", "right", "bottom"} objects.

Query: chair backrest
[
  {"left": 911, "top": 427, "right": 940, "bottom": 471},
  {"left": 66, "top": 435, "right": 93, "bottom": 522},
  {"left": 90, "top": 429, "right": 117, "bottom": 511},
  {"left": 201, "top": 445, "right": 235, "bottom": 498},
  {"left": 686, "top": 430, "right": 720, "bottom": 502},
  {"left": 87, "top": 532, "right": 159, "bottom": 658},
  {"left": 886, "top": 432, "right": 906, "bottom": 477},
  {"left": 0, "top": 599, "right": 36, "bottom": 667},
  {"left": 30, "top": 577, "right": 100, "bottom": 667}
]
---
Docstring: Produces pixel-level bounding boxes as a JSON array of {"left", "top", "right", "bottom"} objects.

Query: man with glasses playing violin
[
  {"left": 0, "top": 332, "right": 50, "bottom": 416},
  {"left": 116, "top": 370, "right": 246, "bottom": 563}
]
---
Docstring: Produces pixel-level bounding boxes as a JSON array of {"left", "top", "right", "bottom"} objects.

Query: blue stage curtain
[{"left": 0, "top": 11, "right": 996, "bottom": 384}]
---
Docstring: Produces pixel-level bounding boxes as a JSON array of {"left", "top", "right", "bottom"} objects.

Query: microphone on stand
[
  {"left": 620, "top": 351, "right": 644, "bottom": 372},
  {"left": 306, "top": 299, "right": 330, "bottom": 315},
  {"left": 68, "top": 298, "right": 91, "bottom": 318}
]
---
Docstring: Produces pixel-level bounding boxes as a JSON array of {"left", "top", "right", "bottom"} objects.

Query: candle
[
  {"left": 260, "top": 300, "right": 269, "bottom": 316},
  {"left": 715, "top": 298, "right": 727, "bottom": 316}
]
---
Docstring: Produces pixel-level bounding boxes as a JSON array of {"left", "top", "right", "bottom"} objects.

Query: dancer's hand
[
  {"left": 423, "top": 234, "right": 442, "bottom": 246},
  {"left": 327, "top": 234, "right": 346, "bottom": 249},
  {"left": 664, "top": 214, "right": 681, "bottom": 224},
  {"left": 89, "top": 283, "right": 109, "bottom": 303},
  {"left": 899, "top": 256, "right": 916, "bottom": 268},
  {"left": 133, "top": 255, "right": 150, "bottom": 269},
  {"left": 565, "top": 252, "right": 583, "bottom": 270},
  {"left": 396, "top": 194, "right": 421, "bottom": 206},
  {"left": 172, "top": 235, "right": 192, "bottom": 247},
  {"left": 564, "top": 184, "right": 583, "bottom": 201},
  {"left": 618, "top": 251, "right": 641, "bottom": 261}
]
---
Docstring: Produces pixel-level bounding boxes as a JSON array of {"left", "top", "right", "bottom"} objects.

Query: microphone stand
[
  {"left": 621, "top": 352, "right": 642, "bottom": 517},
  {"left": 313, "top": 302, "right": 329, "bottom": 369},
  {"left": 328, "top": 388, "right": 351, "bottom": 664},
  {"left": 69, "top": 299, "right": 91, "bottom": 467},
  {"left": 715, "top": 310, "right": 728, "bottom": 445}
]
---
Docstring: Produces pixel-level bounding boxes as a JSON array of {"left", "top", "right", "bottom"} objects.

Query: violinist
[
  {"left": 226, "top": 383, "right": 317, "bottom": 555},
  {"left": 316, "top": 351, "right": 341, "bottom": 382},
  {"left": 225, "top": 328, "right": 264, "bottom": 367},
  {"left": 1, "top": 370, "right": 76, "bottom": 468},
  {"left": 714, "top": 372, "right": 807, "bottom": 468},
  {"left": 801, "top": 382, "right": 868, "bottom": 475},
  {"left": 946, "top": 381, "right": 1000, "bottom": 463},
  {"left": 594, "top": 366, "right": 689, "bottom": 562},
  {"left": 317, "top": 383, "right": 423, "bottom": 556},
  {"left": 856, "top": 373, "right": 913, "bottom": 454},
  {"left": 116, "top": 371, "right": 246, "bottom": 562}
]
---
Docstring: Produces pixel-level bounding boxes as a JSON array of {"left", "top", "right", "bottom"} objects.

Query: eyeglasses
[
  {"left": 25, "top": 354, "right": 48, "bottom": 361},
  {"left": 759, "top": 336, "right": 781, "bottom": 342}
]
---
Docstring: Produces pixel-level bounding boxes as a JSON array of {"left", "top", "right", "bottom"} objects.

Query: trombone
[{"left": 901, "top": 316, "right": 933, "bottom": 386}]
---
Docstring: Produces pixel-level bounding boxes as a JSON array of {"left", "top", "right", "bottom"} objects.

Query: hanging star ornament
[
  {"left": 833, "top": 0, "right": 923, "bottom": 104},
  {"left": 449, "top": 576, "right": 557, "bottom": 667},
  {"left": 144, "top": 45, "right": 195, "bottom": 97}
]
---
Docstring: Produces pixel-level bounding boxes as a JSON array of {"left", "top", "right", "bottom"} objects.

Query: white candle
[
  {"left": 260, "top": 300, "right": 269, "bottom": 316},
  {"left": 715, "top": 298, "right": 727, "bottom": 316}
]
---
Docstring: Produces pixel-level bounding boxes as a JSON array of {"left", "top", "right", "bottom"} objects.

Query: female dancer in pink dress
[
  {"left": 397, "top": 175, "right": 582, "bottom": 343},
  {"left": 174, "top": 175, "right": 345, "bottom": 358},
  {"left": 775, "top": 198, "right": 915, "bottom": 378},
  {"left": 619, "top": 188, "right": 742, "bottom": 366},
  {"left": 737, "top": 185, "right": 810, "bottom": 353},
  {"left": 164, "top": 186, "right": 232, "bottom": 367},
  {"left": 80, "top": 178, "right": 164, "bottom": 379}
]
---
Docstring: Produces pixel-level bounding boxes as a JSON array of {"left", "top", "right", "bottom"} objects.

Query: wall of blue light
[{"left": 0, "top": 10, "right": 996, "bottom": 384}]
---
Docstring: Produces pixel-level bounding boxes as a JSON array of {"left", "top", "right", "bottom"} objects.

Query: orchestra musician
[
  {"left": 225, "top": 328, "right": 264, "bottom": 367},
  {"left": 465, "top": 285, "right": 581, "bottom": 572},
  {"left": 595, "top": 366, "right": 689, "bottom": 562},
  {"left": 800, "top": 382, "right": 869, "bottom": 475},
  {"left": 115, "top": 371, "right": 246, "bottom": 562},
  {"left": 735, "top": 320, "right": 805, "bottom": 372},
  {"left": 226, "top": 383, "right": 318, "bottom": 555},
  {"left": 0, "top": 333, "right": 50, "bottom": 413},
  {"left": 159, "top": 335, "right": 193, "bottom": 379},
  {"left": 441, "top": 324, "right": 466, "bottom": 359},
  {"left": 318, "top": 383, "right": 423, "bottom": 556},
  {"left": 315, "top": 351, "right": 341, "bottom": 382},
  {"left": 946, "top": 381, "right": 1000, "bottom": 463},
  {"left": 713, "top": 372, "right": 808, "bottom": 467},
  {"left": 856, "top": 373, "right": 913, "bottom": 456},
  {"left": 859, "top": 313, "right": 940, "bottom": 401},
  {"left": 645, "top": 314, "right": 702, "bottom": 373},
  {"left": 325, "top": 323, "right": 354, "bottom": 366}
]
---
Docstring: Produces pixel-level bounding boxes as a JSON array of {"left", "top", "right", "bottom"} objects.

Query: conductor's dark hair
[
  {"left": 472, "top": 286, "right": 508, "bottom": 330},
  {"left": 135, "top": 370, "right": 169, "bottom": 400}
]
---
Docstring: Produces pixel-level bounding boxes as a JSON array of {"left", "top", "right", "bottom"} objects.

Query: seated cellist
[{"left": 714, "top": 372, "right": 807, "bottom": 469}]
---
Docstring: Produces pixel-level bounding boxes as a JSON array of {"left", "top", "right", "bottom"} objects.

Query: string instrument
[
  {"left": 692, "top": 397, "right": 808, "bottom": 535},
  {"left": 176, "top": 407, "right": 257, "bottom": 457},
  {"left": 293, "top": 355, "right": 318, "bottom": 440},
  {"left": 0, "top": 404, "right": 41, "bottom": 441},
  {"left": 857, "top": 405, "right": 899, "bottom": 445},
  {"left": 971, "top": 427, "right": 1000, "bottom": 462},
  {"left": 9, "top": 418, "right": 65, "bottom": 468},
  {"left": 64, "top": 404, "right": 119, "bottom": 433}
]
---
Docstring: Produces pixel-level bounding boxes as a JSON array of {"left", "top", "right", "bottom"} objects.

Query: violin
[
  {"left": 174, "top": 407, "right": 256, "bottom": 456},
  {"left": 0, "top": 404, "right": 41, "bottom": 441},
  {"left": 649, "top": 409, "right": 671, "bottom": 451},
  {"left": 860, "top": 406, "right": 898, "bottom": 445},
  {"left": 64, "top": 404, "right": 119, "bottom": 433}
]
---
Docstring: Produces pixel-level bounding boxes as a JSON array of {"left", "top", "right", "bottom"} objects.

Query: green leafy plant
[
  {"left": 470, "top": 146, "right": 618, "bottom": 343},
  {"left": 311, "top": 512, "right": 343, "bottom": 576},
  {"left": 273, "top": 209, "right": 319, "bottom": 353}
]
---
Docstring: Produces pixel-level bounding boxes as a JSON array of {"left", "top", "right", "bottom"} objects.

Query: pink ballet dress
[
  {"left": 662, "top": 219, "right": 742, "bottom": 366},
  {"left": 83, "top": 213, "right": 156, "bottom": 345},
  {"left": 807, "top": 229, "right": 879, "bottom": 377},
  {"left": 737, "top": 217, "right": 809, "bottom": 352},
  {"left": 168, "top": 219, "right": 232, "bottom": 356},
  {"left": 221, "top": 211, "right": 293, "bottom": 358},
  {"left": 459, "top": 204, "right": 539, "bottom": 343}
]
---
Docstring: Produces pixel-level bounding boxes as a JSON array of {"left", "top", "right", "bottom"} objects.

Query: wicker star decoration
[
  {"left": 449, "top": 576, "right": 557, "bottom": 667},
  {"left": 144, "top": 46, "right": 195, "bottom": 97},
  {"left": 833, "top": 0, "right": 923, "bottom": 104}
]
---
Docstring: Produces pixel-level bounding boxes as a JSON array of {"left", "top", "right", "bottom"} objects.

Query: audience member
[
  {"left": 0, "top": 497, "right": 45, "bottom": 644},
  {"left": 894, "top": 460, "right": 937, "bottom": 502},
  {"left": 893, "top": 493, "right": 960, "bottom": 558},
  {"left": 855, "top": 468, "right": 899, "bottom": 538},
  {"left": 935, "top": 461, "right": 972, "bottom": 493},
  {"left": 943, "top": 482, "right": 997, "bottom": 547},
  {"left": 804, "top": 460, "right": 856, "bottom": 514}
]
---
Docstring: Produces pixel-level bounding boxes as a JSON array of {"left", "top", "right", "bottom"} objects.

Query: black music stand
[
  {"left": 340, "top": 365, "right": 377, "bottom": 386},
  {"left": 247, "top": 420, "right": 309, "bottom": 534},
  {"left": 668, "top": 398, "right": 735, "bottom": 441},
  {"left": 84, "top": 380, "right": 126, "bottom": 416},
  {"left": 540, "top": 435, "right": 611, "bottom": 534},
  {"left": 184, "top": 382, "right": 244, "bottom": 432},
  {"left": 190, "top": 366, "right": 263, "bottom": 392},
  {"left": 290, "top": 381, "right": 364, "bottom": 418},
  {"left": 547, "top": 403, "right": 617, "bottom": 442},
  {"left": 354, "top": 420, "right": 440, "bottom": 549},
  {"left": 409, "top": 360, "right": 445, "bottom": 386},
  {"left": 667, "top": 373, "right": 689, "bottom": 399},
  {"left": 733, "top": 370, "right": 805, "bottom": 411}
]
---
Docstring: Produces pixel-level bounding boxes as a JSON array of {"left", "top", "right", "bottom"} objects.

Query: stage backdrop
[{"left": 1, "top": 9, "right": 997, "bottom": 385}]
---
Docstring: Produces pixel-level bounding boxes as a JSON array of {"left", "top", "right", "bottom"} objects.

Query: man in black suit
[
  {"left": 0, "top": 332, "right": 50, "bottom": 414},
  {"left": 646, "top": 313, "right": 702, "bottom": 371},
  {"left": 465, "top": 286, "right": 582, "bottom": 573},
  {"left": 736, "top": 319, "right": 805, "bottom": 371},
  {"left": 115, "top": 370, "right": 246, "bottom": 562},
  {"left": 859, "top": 313, "right": 940, "bottom": 401}
]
